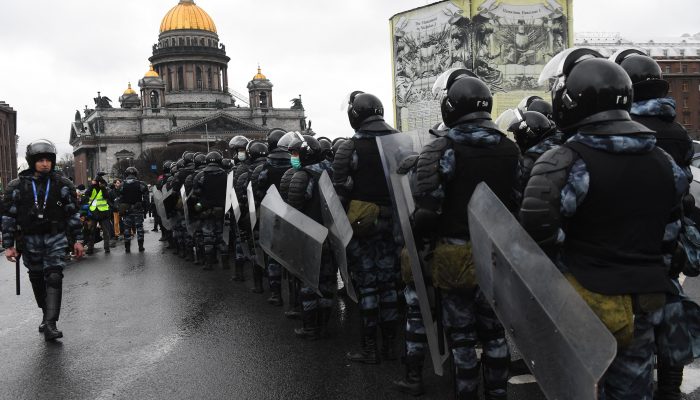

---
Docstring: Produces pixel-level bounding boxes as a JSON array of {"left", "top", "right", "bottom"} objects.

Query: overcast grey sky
[{"left": 0, "top": 0, "right": 698, "bottom": 158}]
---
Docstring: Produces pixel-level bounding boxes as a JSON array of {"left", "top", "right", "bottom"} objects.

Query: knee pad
[{"left": 44, "top": 271, "right": 64, "bottom": 288}]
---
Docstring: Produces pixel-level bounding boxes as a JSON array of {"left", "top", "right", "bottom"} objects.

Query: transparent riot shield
[
  {"left": 318, "top": 171, "right": 357, "bottom": 303},
  {"left": 154, "top": 187, "right": 173, "bottom": 231},
  {"left": 376, "top": 133, "right": 449, "bottom": 376},
  {"left": 247, "top": 182, "right": 265, "bottom": 267},
  {"left": 259, "top": 185, "right": 328, "bottom": 294},
  {"left": 468, "top": 183, "right": 617, "bottom": 400},
  {"left": 180, "top": 186, "right": 194, "bottom": 235}
]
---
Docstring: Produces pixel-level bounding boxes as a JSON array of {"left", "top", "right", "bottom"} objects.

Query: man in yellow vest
[{"left": 85, "top": 176, "right": 113, "bottom": 255}]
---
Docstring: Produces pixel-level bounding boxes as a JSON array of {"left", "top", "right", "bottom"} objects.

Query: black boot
[
  {"left": 267, "top": 283, "right": 283, "bottom": 306},
  {"left": 294, "top": 308, "right": 320, "bottom": 340},
  {"left": 655, "top": 363, "right": 683, "bottom": 400},
  {"left": 29, "top": 272, "right": 47, "bottom": 333},
  {"left": 392, "top": 358, "right": 425, "bottom": 396},
  {"left": 125, "top": 241, "right": 131, "bottom": 253},
  {"left": 203, "top": 252, "right": 215, "bottom": 271},
  {"left": 158, "top": 230, "right": 168, "bottom": 241},
  {"left": 138, "top": 240, "right": 145, "bottom": 252},
  {"left": 346, "top": 331, "right": 380, "bottom": 364},
  {"left": 44, "top": 272, "right": 63, "bottom": 341},
  {"left": 380, "top": 321, "right": 398, "bottom": 361},
  {"left": 233, "top": 259, "right": 245, "bottom": 281},
  {"left": 317, "top": 307, "right": 332, "bottom": 338},
  {"left": 250, "top": 266, "right": 264, "bottom": 293}
]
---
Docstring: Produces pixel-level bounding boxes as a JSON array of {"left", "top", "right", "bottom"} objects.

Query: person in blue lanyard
[{"left": 1, "top": 139, "right": 84, "bottom": 341}]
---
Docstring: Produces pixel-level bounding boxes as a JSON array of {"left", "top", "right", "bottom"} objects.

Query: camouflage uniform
[{"left": 119, "top": 174, "right": 149, "bottom": 249}]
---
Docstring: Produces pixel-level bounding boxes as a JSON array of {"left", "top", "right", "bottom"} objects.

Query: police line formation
[{"left": 3, "top": 47, "right": 700, "bottom": 400}]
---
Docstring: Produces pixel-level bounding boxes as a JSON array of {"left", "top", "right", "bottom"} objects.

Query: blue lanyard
[{"left": 31, "top": 178, "right": 51, "bottom": 212}]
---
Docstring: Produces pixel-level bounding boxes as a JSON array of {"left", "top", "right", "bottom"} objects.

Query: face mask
[
  {"left": 238, "top": 151, "right": 247, "bottom": 161},
  {"left": 290, "top": 156, "right": 302, "bottom": 170}
]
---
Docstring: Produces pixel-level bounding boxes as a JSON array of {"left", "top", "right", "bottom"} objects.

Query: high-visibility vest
[{"left": 88, "top": 188, "right": 109, "bottom": 212}]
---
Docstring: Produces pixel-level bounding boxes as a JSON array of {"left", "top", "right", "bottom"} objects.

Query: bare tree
[{"left": 56, "top": 153, "right": 75, "bottom": 180}]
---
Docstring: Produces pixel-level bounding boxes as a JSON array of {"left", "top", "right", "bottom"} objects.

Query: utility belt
[
  {"left": 198, "top": 207, "right": 225, "bottom": 219},
  {"left": 119, "top": 202, "right": 143, "bottom": 214},
  {"left": 347, "top": 200, "right": 393, "bottom": 238},
  {"left": 20, "top": 220, "right": 67, "bottom": 236}
]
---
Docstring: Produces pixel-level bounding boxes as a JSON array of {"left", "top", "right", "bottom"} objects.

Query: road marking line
[
  {"left": 509, "top": 374, "right": 537, "bottom": 385},
  {"left": 681, "top": 366, "right": 700, "bottom": 394}
]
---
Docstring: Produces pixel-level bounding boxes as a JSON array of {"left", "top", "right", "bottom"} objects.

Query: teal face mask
[{"left": 291, "top": 156, "right": 302, "bottom": 170}]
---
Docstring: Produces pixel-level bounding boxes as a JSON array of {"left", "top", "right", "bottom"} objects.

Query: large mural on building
[{"left": 390, "top": 0, "right": 573, "bottom": 134}]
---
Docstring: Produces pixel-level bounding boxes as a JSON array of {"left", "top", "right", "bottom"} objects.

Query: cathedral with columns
[{"left": 69, "top": 0, "right": 307, "bottom": 185}]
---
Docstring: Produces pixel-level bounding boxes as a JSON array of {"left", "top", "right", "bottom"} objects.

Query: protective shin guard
[
  {"left": 250, "top": 267, "right": 264, "bottom": 293},
  {"left": 380, "top": 321, "right": 398, "bottom": 360},
  {"left": 29, "top": 272, "right": 47, "bottom": 332},
  {"left": 233, "top": 259, "right": 245, "bottom": 281},
  {"left": 655, "top": 363, "right": 683, "bottom": 400},
  {"left": 43, "top": 271, "right": 63, "bottom": 341}
]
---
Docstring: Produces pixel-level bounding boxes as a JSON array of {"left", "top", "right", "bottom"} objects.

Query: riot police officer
[
  {"left": 284, "top": 134, "right": 336, "bottom": 339},
  {"left": 613, "top": 49, "right": 695, "bottom": 400},
  {"left": 229, "top": 135, "right": 251, "bottom": 281},
  {"left": 521, "top": 48, "right": 687, "bottom": 399},
  {"left": 119, "top": 167, "right": 149, "bottom": 253},
  {"left": 191, "top": 151, "right": 229, "bottom": 270},
  {"left": 155, "top": 160, "right": 173, "bottom": 242},
  {"left": 397, "top": 73, "right": 517, "bottom": 399},
  {"left": 2, "top": 139, "right": 84, "bottom": 341},
  {"left": 333, "top": 91, "right": 400, "bottom": 364}
]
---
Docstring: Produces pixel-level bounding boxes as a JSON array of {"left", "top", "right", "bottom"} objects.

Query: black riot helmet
[
  {"left": 276, "top": 131, "right": 297, "bottom": 152},
  {"left": 170, "top": 162, "right": 178, "bottom": 174},
  {"left": 182, "top": 151, "right": 195, "bottom": 165},
  {"left": 205, "top": 151, "right": 222, "bottom": 166},
  {"left": 162, "top": 160, "right": 173, "bottom": 174},
  {"left": 228, "top": 135, "right": 249, "bottom": 151},
  {"left": 288, "top": 133, "right": 322, "bottom": 166},
  {"left": 176, "top": 159, "right": 186, "bottom": 170},
  {"left": 124, "top": 167, "right": 139, "bottom": 177},
  {"left": 347, "top": 91, "right": 384, "bottom": 130},
  {"left": 614, "top": 52, "right": 669, "bottom": 101},
  {"left": 26, "top": 139, "right": 57, "bottom": 170},
  {"left": 331, "top": 138, "right": 346, "bottom": 156},
  {"left": 527, "top": 99, "right": 554, "bottom": 120},
  {"left": 266, "top": 128, "right": 287, "bottom": 151},
  {"left": 317, "top": 137, "right": 332, "bottom": 151},
  {"left": 508, "top": 111, "right": 556, "bottom": 153},
  {"left": 194, "top": 153, "right": 206, "bottom": 168},
  {"left": 553, "top": 57, "right": 633, "bottom": 132},
  {"left": 221, "top": 158, "right": 233, "bottom": 171},
  {"left": 246, "top": 140, "right": 269, "bottom": 161},
  {"left": 441, "top": 77, "right": 493, "bottom": 128}
]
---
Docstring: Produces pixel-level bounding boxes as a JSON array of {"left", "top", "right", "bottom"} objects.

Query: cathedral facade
[{"left": 69, "top": 0, "right": 307, "bottom": 185}]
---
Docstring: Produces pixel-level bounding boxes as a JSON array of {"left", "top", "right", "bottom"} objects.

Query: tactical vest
[
  {"left": 563, "top": 141, "right": 677, "bottom": 295},
  {"left": 439, "top": 138, "right": 520, "bottom": 239},
  {"left": 350, "top": 138, "right": 391, "bottom": 206},
  {"left": 120, "top": 179, "right": 141, "bottom": 204},
  {"left": 17, "top": 175, "right": 68, "bottom": 235},
  {"left": 290, "top": 168, "right": 323, "bottom": 224},
  {"left": 88, "top": 188, "right": 109, "bottom": 212},
  {"left": 633, "top": 115, "right": 692, "bottom": 168},
  {"left": 201, "top": 169, "right": 227, "bottom": 209}
]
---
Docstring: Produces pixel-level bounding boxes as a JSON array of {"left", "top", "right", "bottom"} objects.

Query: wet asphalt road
[{"left": 0, "top": 226, "right": 698, "bottom": 399}]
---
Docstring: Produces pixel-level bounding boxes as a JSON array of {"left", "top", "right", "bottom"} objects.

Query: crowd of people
[{"left": 3, "top": 47, "right": 700, "bottom": 400}]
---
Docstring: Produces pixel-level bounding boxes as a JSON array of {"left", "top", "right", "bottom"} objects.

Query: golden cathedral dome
[
  {"left": 160, "top": 0, "right": 217, "bottom": 33},
  {"left": 123, "top": 82, "right": 136, "bottom": 95},
  {"left": 253, "top": 66, "right": 267, "bottom": 80},
  {"left": 144, "top": 65, "right": 159, "bottom": 78}
]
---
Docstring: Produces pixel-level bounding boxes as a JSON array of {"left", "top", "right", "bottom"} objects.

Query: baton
[
  {"left": 435, "top": 287, "right": 444, "bottom": 354},
  {"left": 15, "top": 254, "right": 21, "bottom": 296}
]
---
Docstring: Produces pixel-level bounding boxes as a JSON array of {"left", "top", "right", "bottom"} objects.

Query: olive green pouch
[
  {"left": 431, "top": 241, "right": 476, "bottom": 291},
  {"left": 565, "top": 273, "right": 634, "bottom": 348},
  {"left": 346, "top": 200, "right": 380, "bottom": 238}
]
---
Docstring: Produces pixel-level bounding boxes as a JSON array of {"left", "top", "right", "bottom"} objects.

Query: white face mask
[{"left": 238, "top": 150, "right": 247, "bottom": 161}]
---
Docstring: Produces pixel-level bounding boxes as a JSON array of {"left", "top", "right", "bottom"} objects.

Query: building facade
[
  {"left": 70, "top": 0, "right": 308, "bottom": 185},
  {"left": 576, "top": 32, "right": 700, "bottom": 138},
  {"left": 0, "top": 101, "right": 18, "bottom": 192}
]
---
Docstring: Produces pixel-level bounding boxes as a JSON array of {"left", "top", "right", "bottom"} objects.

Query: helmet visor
[{"left": 537, "top": 47, "right": 603, "bottom": 88}]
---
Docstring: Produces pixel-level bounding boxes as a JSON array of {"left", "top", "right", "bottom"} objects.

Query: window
[
  {"left": 684, "top": 114, "right": 690, "bottom": 125},
  {"left": 665, "top": 65, "right": 672, "bottom": 74},
  {"left": 683, "top": 80, "right": 689, "bottom": 92},
  {"left": 663, "top": 49, "right": 669, "bottom": 57},
  {"left": 177, "top": 66, "right": 184, "bottom": 90},
  {"left": 682, "top": 64, "right": 688, "bottom": 73},
  {"left": 196, "top": 66, "right": 203, "bottom": 90},
  {"left": 684, "top": 97, "right": 689, "bottom": 109}
]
